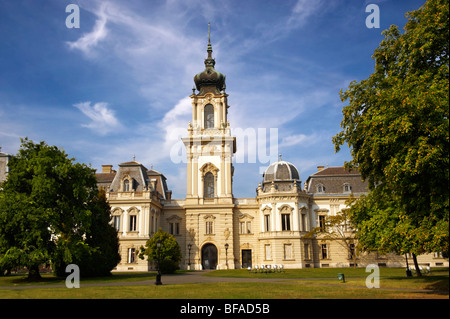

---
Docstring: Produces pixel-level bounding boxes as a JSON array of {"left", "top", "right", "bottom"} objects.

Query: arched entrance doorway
[{"left": 201, "top": 243, "right": 218, "bottom": 269}]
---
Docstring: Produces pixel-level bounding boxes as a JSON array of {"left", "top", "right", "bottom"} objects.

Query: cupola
[{"left": 193, "top": 23, "right": 226, "bottom": 95}]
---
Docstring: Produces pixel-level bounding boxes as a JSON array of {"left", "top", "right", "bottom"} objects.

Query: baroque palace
[{"left": 92, "top": 32, "right": 447, "bottom": 272}]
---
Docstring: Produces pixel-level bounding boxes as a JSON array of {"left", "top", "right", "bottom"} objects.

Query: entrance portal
[
  {"left": 242, "top": 249, "right": 252, "bottom": 269},
  {"left": 201, "top": 243, "right": 218, "bottom": 269}
]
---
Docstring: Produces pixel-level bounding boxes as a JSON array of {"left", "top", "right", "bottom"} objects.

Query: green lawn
[{"left": 0, "top": 267, "right": 448, "bottom": 299}]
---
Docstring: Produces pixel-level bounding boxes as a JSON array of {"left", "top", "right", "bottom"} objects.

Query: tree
[
  {"left": 53, "top": 189, "right": 121, "bottom": 277},
  {"left": 305, "top": 209, "right": 359, "bottom": 268},
  {"left": 333, "top": 0, "right": 449, "bottom": 275},
  {"left": 0, "top": 138, "right": 119, "bottom": 280},
  {"left": 139, "top": 229, "right": 181, "bottom": 274}
]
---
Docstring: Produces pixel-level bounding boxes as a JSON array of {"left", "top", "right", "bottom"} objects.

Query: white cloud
[
  {"left": 159, "top": 97, "right": 192, "bottom": 163},
  {"left": 66, "top": 3, "right": 108, "bottom": 56},
  {"left": 74, "top": 101, "right": 122, "bottom": 135}
]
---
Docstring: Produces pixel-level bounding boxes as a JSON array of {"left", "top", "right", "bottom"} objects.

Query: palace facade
[{"left": 95, "top": 33, "right": 448, "bottom": 272}]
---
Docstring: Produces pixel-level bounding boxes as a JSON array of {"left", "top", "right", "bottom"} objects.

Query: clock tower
[{"left": 182, "top": 24, "right": 236, "bottom": 270}]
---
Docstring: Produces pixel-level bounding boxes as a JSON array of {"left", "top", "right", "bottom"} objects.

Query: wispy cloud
[
  {"left": 288, "top": 0, "right": 324, "bottom": 27},
  {"left": 66, "top": 4, "right": 108, "bottom": 57},
  {"left": 74, "top": 101, "right": 122, "bottom": 135}
]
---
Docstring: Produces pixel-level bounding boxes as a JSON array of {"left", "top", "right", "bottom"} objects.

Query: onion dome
[{"left": 193, "top": 23, "right": 226, "bottom": 95}]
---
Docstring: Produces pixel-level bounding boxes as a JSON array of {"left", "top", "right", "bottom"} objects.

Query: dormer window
[
  {"left": 343, "top": 183, "right": 352, "bottom": 193},
  {"left": 123, "top": 179, "right": 130, "bottom": 192},
  {"left": 317, "top": 184, "right": 325, "bottom": 193},
  {"left": 122, "top": 176, "right": 134, "bottom": 192}
]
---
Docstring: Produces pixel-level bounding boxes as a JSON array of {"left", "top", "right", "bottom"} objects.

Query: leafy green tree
[
  {"left": 53, "top": 189, "right": 121, "bottom": 277},
  {"left": 333, "top": 0, "right": 449, "bottom": 275},
  {"left": 0, "top": 138, "right": 119, "bottom": 279},
  {"left": 139, "top": 229, "right": 181, "bottom": 274}
]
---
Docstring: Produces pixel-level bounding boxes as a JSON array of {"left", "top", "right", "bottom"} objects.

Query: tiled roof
[
  {"left": 96, "top": 172, "right": 116, "bottom": 182},
  {"left": 311, "top": 166, "right": 360, "bottom": 176}
]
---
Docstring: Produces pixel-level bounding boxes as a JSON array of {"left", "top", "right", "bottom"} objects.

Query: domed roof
[
  {"left": 263, "top": 159, "right": 300, "bottom": 183},
  {"left": 193, "top": 24, "right": 226, "bottom": 95}
]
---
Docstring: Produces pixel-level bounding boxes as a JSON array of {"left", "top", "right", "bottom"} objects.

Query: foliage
[
  {"left": 139, "top": 229, "right": 181, "bottom": 274},
  {"left": 53, "top": 189, "right": 121, "bottom": 277},
  {"left": 305, "top": 209, "right": 358, "bottom": 266},
  {"left": 0, "top": 138, "right": 120, "bottom": 279},
  {"left": 332, "top": 0, "right": 449, "bottom": 258}
]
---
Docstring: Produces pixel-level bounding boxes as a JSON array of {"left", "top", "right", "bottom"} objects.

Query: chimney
[
  {"left": 102, "top": 165, "right": 113, "bottom": 173},
  {"left": 317, "top": 165, "right": 325, "bottom": 172}
]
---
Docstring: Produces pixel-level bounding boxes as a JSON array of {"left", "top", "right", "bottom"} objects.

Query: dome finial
[
  {"left": 208, "top": 22, "right": 211, "bottom": 44},
  {"left": 279, "top": 153, "right": 282, "bottom": 161},
  {"left": 207, "top": 22, "right": 212, "bottom": 58}
]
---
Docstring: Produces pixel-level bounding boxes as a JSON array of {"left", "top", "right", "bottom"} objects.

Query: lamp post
[
  {"left": 155, "top": 239, "right": 162, "bottom": 285},
  {"left": 224, "top": 243, "right": 229, "bottom": 269},
  {"left": 187, "top": 243, "right": 192, "bottom": 270}
]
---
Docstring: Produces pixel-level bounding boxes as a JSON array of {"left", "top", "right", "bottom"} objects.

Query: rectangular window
[
  {"left": 240, "top": 222, "right": 245, "bottom": 234},
  {"left": 264, "top": 215, "right": 270, "bottom": 232},
  {"left": 206, "top": 221, "right": 213, "bottom": 234},
  {"left": 113, "top": 216, "right": 121, "bottom": 231},
  {"left": 321, "top": 244, "right": 328, "bottom": 259},
  {"left": 169, "top": 222, "right": 180, "bottom": 235},
  {"left": 129, "top": 215, "right": 137, "bottom": 232},
  {"left": 246, "top": 221, "right": 252, "bottom": 234},
  {"left": 281, "top": 214, "right": 291, "bottom": 231},
  {"left": 150, "top": 216, "right": 154, "bottom": 233},
  {"left": 128, "top": 248, "right": 136, "bottom": 263},
  {"left": 264, "top": 244, "right": 272, "bottom": 260},
  {"left": 284, "top": 244, "right": 293, "bottom": 260},
  {"left": 319, "top": 215, "right": 326, "bottom": 232}
]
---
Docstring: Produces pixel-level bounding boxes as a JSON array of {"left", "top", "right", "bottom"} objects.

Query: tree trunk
[
  {"left": 27, "top": 265, "right": 42, "bottom": 281},
  {"left": 412, "top": 253, "right": 422, "bottom": 277}
]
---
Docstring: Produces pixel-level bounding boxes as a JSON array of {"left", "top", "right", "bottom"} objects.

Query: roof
[
  {"left": 95, "top": 162, "right": 169, "bottom": 199},
  {"left": 306, "top": 166, "right": 368, "bottom": 195},
  {"left": 263, "top": 160, "right": 300, "bottom": 183},
  {"left": 310, "top": 166, "right": 360, "bottom": 177},
  {"left": 96, "top": 172, "right": 116, "bottom": 183}
]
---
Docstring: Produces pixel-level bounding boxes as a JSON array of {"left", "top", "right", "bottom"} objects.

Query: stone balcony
[{"left": 107, "top": 191, "right": 160, "bottom": 201}]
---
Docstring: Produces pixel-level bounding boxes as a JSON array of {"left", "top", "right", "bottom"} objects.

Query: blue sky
[{"left": 0, "top": 0, "right": 425, "bottom": 198}]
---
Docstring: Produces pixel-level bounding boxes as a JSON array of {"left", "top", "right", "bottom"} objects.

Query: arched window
[
  {"left": 123, "top": 179, "right": 130, "bottom": 192},
  {"left": 204, "top": 104, "right": 214, "bottom": 129},
  {"left": 204, "top": 172, "right": 215, "bottom": 198}
]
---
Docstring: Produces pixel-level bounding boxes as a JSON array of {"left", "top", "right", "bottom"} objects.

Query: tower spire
[
  {"left": 207, "top": 22, "right": 212, "bottom": 58},
  {"left": 208, "top": 22, "right": 211, "bottom": 44}
]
